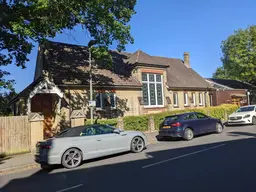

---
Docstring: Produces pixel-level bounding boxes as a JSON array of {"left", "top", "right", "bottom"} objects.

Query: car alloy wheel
[
  {"left": 216, "top": 123, "right": 223, "bottom": 133},
  {"left": 184, "top": 128, "right": 194, "bottom": 141},
  {"left": 62, "top": 148, "right": 82, "bottom": 169},
  {"left": 252, "top": 117, "right": 256, "bottom": 125},
  {"left": 131, "top": 137, "right": 145, "bottom": 153}
]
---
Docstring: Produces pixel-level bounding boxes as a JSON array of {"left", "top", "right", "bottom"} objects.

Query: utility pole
[
  {"left": 88, "top": 40, "right": 96, "bottom": 124},
  {"left": 89, "top": 48, "right": 93, "bottom": 124}
]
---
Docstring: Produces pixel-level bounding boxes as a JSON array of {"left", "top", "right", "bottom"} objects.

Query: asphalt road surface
[{"left": 1, "top": 125, "right": 256, "bottom": 192}]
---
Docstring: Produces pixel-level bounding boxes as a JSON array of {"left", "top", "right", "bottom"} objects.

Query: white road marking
[
  {"left": 142, "top": 144, "right": 226, "bottom": 169},
  {"left": 56, "top": 184, "right": 83, "bottom": 192}
]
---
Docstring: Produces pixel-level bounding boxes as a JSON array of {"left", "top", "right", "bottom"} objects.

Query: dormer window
[{"left": 142, "top": 73, "right": 164, "bottom": 107}]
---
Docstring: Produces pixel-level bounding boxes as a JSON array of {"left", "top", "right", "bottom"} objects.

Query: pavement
[
  {"left": 1, "top": 125, "right": 256, "bottom": 192},
  {"left": 0, "top": 154, "right": 39, "bottom": 175}
]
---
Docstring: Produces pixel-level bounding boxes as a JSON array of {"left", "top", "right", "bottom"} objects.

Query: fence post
[
  {"left": 117, "top": 117, "right": 124, "bottom": 130},
  {"left": 148, "top": 116, "right": 155, "bottom": 132},
  {"left": 28, "top": 113, "right": 44, "bottom": 153},
  {"left": 224, "top": 110, "right": 228, "bottom": 122},
  {"left": 70, "top": 110, "right": 87, "bottom": 127}
]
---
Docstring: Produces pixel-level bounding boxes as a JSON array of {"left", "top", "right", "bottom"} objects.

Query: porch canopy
[{"left": 10, "top": 73, "right": 64, "bottom": 114}]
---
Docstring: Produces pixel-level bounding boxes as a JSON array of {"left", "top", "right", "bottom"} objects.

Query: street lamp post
[
  {"left": 89, "top": 49, "right": 93, "bottom": 124},
  {"left": 88, "top": 40, "right": 96, "bottom": 124}
]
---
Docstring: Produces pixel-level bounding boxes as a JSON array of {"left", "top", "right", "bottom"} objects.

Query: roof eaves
[
  {"left": 58, "top": 84, "right": 142, "bottom": 89},
  {"left": 167, "top": 86, "right": 210, "bottom": 91},
  {"left": 236, "top": 79, "right": 256, "bottom": 88},
  {"left": 205, "top": 79, "right": 233, "bottom": 90}
]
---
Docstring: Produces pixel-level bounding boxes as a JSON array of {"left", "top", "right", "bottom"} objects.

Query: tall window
[
  {"left": 142, "top": 73, "right": 163, "bottom": 106},
  {"left": 199, "top": 93, "right": 203, "bottom": 105},
  {"left": 184, "top": 93, "right": 188, "bottom": 106},
  {"left": 192, "top": 93, "right": 196, "bottom": 106},
  {"left": 96, "top": 92, "right": 116, "bottom": 109},
  {"left": 173, "top": 92, "right": 178, "bottom": 107}
]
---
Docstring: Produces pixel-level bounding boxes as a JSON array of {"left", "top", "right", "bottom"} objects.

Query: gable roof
[
  {"left": 126, "top": 50, "right": 169, "bottom": 66},
  {"left": 165, "top": 58, "right": 210, "bottom": 89},
  {"left": 206, "top": 78, "right": 256, "bottom": 90},
  {"left": 36, "top": 40, "right": 209, "bottom": 90},
  {"left": 41, "top": 41, "right": 141, "bottom": 88}
]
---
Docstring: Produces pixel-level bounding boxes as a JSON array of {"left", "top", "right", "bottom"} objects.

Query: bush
[
  {"left": 96, "top": 118, "right": 119, "bottom": 127},
  {"left": 86, "top": 118, "right": 118, "bottom": 127},
  {"left": 123, "top": 115, "right": 148, "bottom": 131}
]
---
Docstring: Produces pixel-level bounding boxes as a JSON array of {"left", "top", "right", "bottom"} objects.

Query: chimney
[{"left": 184, "top": 52, "right": 190, "bottom": 68}]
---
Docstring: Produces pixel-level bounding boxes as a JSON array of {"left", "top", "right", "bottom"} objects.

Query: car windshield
[
  {"left": 55, "top": 126, "right": 86, "bottom": 138},
  {"left": 163, "top": 115, "right": 181, "bottom": 123},
  {"left": 236, "top": 106, "right": 255, "bottom": 112}
]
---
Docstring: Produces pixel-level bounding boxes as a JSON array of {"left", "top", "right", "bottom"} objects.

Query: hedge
[
  {"left": 87, "top": 104, "right": 239, "bottom": 131},
  {"left": 123, "top": 115, "right": 149, "bottom": 131},
  {"left": 86, "top": 118, "right": 119, "bottom": 126}
]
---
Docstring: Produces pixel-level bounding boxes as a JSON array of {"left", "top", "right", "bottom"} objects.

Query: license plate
[{"left": 163, "top": 126, "right": 171, "bottom": 129}]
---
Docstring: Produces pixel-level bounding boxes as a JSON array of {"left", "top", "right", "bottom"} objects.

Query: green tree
[
  {"left": 212, "top": 66, "right": 227, "bottom": 79},
  {"left": 0, "top": 0, "right": 136, "bottom": 90},
  {"left": 213, "top": 25, "right": 256, "bottom": 84},
  {"left": 0, "top": 91, "right": 17, "bottom": 116}
]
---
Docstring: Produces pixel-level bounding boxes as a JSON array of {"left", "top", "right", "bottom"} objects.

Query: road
[{"left": 1, "top": 125, "right": 256, "bottom": 192}]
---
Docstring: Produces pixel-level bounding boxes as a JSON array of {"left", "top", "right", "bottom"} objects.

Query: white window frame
[
  {"left": 173, "top": 92, "right": 178, "bottom": 107},
  {"left": 199, "top": 93, "right": 203, "bottom": 105},
  {"left": 184, "top": 93, "right": 188, "bottom": 106},
  {"left": 142, "top": 73, "right": 164, "bottom": 108},
  {"left": 96, "top": 93, "right": 116, "bottom": 110},
  {"left": 192, "top": 93, "right": 196, "bottom": 106}
]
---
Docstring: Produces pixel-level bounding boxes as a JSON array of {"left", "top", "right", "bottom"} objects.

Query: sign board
[{"left": 89, "top": 100, "right": 96, "bottom": 107}]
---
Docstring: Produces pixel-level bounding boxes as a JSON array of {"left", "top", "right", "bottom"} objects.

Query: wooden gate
[{"left": 0, "top": 116, "right": 30, "bottom": 155}]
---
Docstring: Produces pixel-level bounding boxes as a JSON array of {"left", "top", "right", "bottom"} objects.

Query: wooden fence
[{"left": 0, "top": 116, "right": 31, "bottom": 155}]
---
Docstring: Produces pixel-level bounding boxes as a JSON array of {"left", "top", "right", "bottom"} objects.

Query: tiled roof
[
  {"left": 166, "top": 59, "right": 210, "bottom": 89},
  {"left": 42, "top": 41, "right": 141, "bottom": 87},
  {"left": 37, "top": 40, "right": 209, "bottom": 89},
  {"left": 206, "top": 78, "right": 256, "bottom": 90},
  {"left": 126, "top": 50, "right": 168, "bottom": 66}
]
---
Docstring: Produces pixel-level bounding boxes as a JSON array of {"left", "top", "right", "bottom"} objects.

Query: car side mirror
[{"left": 113, "top": 129, "right": 121, "bottom": 134}]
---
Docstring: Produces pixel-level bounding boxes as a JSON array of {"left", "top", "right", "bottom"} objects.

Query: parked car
[
  {"left": 228, "top": 105, "right": 256, "bottom": 125},
  {"left": 35, "top": 124, "right": 148, "bottom": 169},
  {"left": 157, "top": 112, "right": 223, "bottom": 141}
]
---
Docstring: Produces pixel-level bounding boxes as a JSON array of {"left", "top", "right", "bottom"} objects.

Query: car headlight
[{"left": 244, "top": 114, "right": 251, "bottom": 118}]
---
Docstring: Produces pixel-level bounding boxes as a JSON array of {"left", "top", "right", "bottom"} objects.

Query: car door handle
[
  {"left": 121, "top": 134, "right": 127, "bottom": 136},
  {"left": 97, "top": 139, "right": 102, "bottom": 141}
]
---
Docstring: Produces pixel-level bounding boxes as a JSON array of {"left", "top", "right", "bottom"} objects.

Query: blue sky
[{"left": 6, "top": 0, "right": 256, "bottom": 92}]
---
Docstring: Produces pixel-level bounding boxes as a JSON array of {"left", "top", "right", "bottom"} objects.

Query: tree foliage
[
  {"left": 212, "top": 66, "right": 227, "bottom": 79},
  {"left": 0, "top": 0, "right": 136, "bottom": 89},
  {"left": 213, "top": 25, "right": 256, "bottom": 84},
  {"left": 0, "top": 91, "right": 17, "bottom": 116}
]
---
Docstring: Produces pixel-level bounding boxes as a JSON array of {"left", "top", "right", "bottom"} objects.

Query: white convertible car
[{"left": 35, "top": 124, "right": 148, "bottom": 169}]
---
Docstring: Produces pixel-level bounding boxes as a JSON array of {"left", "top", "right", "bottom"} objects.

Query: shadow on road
[
  {"left": 0, "top": 156, "right": 12, "bottom": 165},
  {"left": 1, "top": 136, "right": 256, "bottom": 192},
  {"left": 228, "top": 131, "right": 256, "bottom": 137}
]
